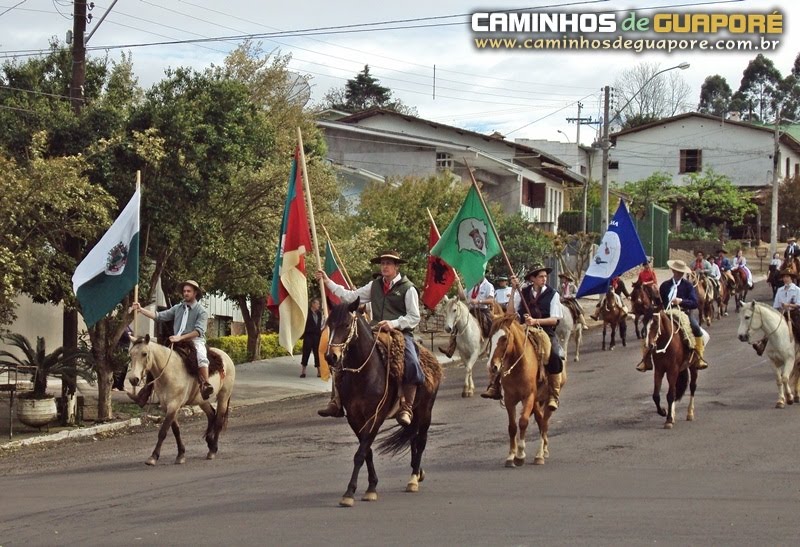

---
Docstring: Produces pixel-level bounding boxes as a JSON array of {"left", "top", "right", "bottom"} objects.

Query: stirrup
[
  {"left": 480, "top": 385, "right": 502, "bottom": 400},
  {"left": 318, "top": 400, "right": 344, "bottom": 418}
]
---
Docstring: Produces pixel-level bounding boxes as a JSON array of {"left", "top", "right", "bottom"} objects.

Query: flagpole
[
  {"left": 132, "top": 170, "right": 141, "bottom": 334},
  {"left": 320, "top": 224, "right": 355, "bottom": 289},
  {"left": 463, "top": 159, "right": 531, "bottom": 315},
  {"left": 426, "top": 207, "right": 465, "bottom": 295},
  {"left": 296, "top": 127, "right": 328, "bottom": 318}
]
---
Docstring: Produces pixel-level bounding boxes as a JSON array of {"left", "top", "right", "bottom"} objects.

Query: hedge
[{"left": 208, "top": 334, "right": 303, "bottom": 365}]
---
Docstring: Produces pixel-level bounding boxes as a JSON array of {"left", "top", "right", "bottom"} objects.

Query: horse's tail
[
  {"left": 675, "top": 368, "right": 689, "bottom": 401},
  {"left": 377, "top": 421, "right": 417, "bottom": 457}
]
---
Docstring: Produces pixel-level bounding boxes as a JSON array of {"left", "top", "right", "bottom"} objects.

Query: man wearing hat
[
  {"left": 784, "top": 237, "right": 799, "bottom": 261},
  {"left": 315, "top": 250, "right": 424, "bottom": 426},
  {"left": 439, "top": 272, "right": 495, "bottom": 358},
  {"left": 693, "top": 250, "right": 719, "bottom": 302},
  {"left": 637, "top": 260, "right": 709, "bottom": 372},
  {"left": 589, "top": 276, "right": 630, "bottom": 321},
  {"left": 773, "top": 269, "right": 800, "bottom": 341},
  {"left": 482, "top": 264, "right": 564, "bottom": 412},
  {"left": 715, "top": 249, "right": 734, "bottom": 289},
  {"left": 130, "top": 280, "right": 213, "bottom": 402},
  {"left": 494, "top": 276, "right": 512, "bottom": 311},
  {"left": 559, "top": 272, "right": 588, "bottom": 330}
]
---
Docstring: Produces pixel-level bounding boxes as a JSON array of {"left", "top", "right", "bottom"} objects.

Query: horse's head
[
  {"left": 644, "top": 312, "right": 664, "bottom": 351},
  {"left": 128, "top": 334, "right": 155, "bottom": 387},
  {"left": 441, "top": 296, "right": 462, "bottom": 334},
  {"left": 324, "top": 298, "right": 361, "bottom": 368},
  {"left": 737, "top": 300, "right": 759, "bottom": 342},
  {"left": 487, "top": 315, "right": 518, "bottom": 375}
]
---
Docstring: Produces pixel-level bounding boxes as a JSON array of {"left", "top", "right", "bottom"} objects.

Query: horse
[
  {"left": 768, "top": 264, "right": 783, "bottom": 299},
  {"left": 780, "top": 256, "right": 800, "bottom": 277},
  {"left": 127, "top": 335, "right": 236, "bottom": 465},
  {"left": 737, "top": 301, "right": 800, "bottom": 408},
  {"left": 556, "top": 302, "right": 584, "bottom": 362},
  {"left": 630, "top": 281, "right": 662, "bottom": 339},
  {"left": 598, "top": 286, "right": 627, "bottom": 351},
  {"left": 486, "top": 313, "right": 563, "bottom": 467},
  {"left": 440, "top": 296, "right": 484, "bottom": 397},
  {"left": 731, "top": 268, "right": 749, "bottom": 312},
  {"left": 689, "top": 272, "right": 714, "bottom": 327},
  {"left": 715, "top": 273, "right": 731, "bottom": 318},
  {"left": 324, "top": 298, "right": 442, "bottom": 507},
  {"left": 642, "top": 311, "right": 698, "bottom": 429}
]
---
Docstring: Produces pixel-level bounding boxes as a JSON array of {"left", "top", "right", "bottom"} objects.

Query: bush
[
  {"left": 670, "top": 222, "right": 716, "bottom": 241},
  {"left": 208, "top": 334, "right": 303, "bottom": 364}
]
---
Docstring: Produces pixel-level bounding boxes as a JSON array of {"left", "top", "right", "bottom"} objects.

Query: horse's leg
[
  {"left": 664, "top": 371, "right": 678, "bottom": 429},
  {"left": 774, "top": 364, "right": 788, "bottom": 409},
  {"left": 634, "top": 315, "right": 641, "bottom": 340},
  {"left": 199, "top": 401, "right": 218, "bottom": 459},
  {"left": 789, "top": 358, "right": 800, "bottom": 404},
  {"left": 514, "top": 394, "right": 536, "bottom": 467},
  {"left": 341, "top": 433, "right": 378, "bottom": 507},
  {"left": 602, "top": 323, "right": 607, "bottom": 351},
  {"left": 532, "top": 404, "right": 550, "bottom": 465},
  {"left": 407, "top": 400, "right": 432, "bottom": 492},
  {"left": 609, "top": 323, "right": 617, "bottom": 351},
  {"left": 573, "top": 328, "right": 582, "bottom": 362},
  {"left": 171, "top": 420, "right": 186, "bottom": 465},
  {"left": 620, "top": 318, "right": 627, "bottom": 347},
  {"left": 463, "top": 353, "right": 477, "bottom": 398},
  {"left": 147, "top": 405, "right": 179, "bottom": 466},
  {"left": 362, "top": 448, "right": 378, "bottom": 501},
  {"left": 687, "top": 367, "right": 698, "bottom": 421},
  {"left": 505, "top": 400, "right": 518, "bottom": 468},
  {"left": 653, "top": 368, "right": 666, "bottom": 417}
]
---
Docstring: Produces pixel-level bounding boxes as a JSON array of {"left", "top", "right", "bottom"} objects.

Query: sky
[{"left": 1, "top": 0, "right": 798, "bottom": 146}]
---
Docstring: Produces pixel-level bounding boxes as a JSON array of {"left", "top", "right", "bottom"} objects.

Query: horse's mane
[{"left": 327, "top": 301, "right": 358, "bottom": 329}]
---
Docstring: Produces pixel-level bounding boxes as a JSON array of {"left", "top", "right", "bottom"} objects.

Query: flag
[
  {"left": 323, "top": 240, "right": 350, "bottom": 306},
  {"left": 71, "top": 189, "right": 140, "bottom": 327},
  {"left": 430, "top": 186, "right": 500, "bottom": 289},
  {"left": 576, "top": 200, "right": 647, "bottom": 298},
  {"left": 421, "top": 221, "right": 456, "bottom": 309},
  {"left": 268, "top": 147, "right": 312, "bottom": 354}
]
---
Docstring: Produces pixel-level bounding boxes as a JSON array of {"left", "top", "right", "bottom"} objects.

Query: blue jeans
[
  {"left": 402, "top": 332, "right": 425, "bottom": 385},
  {"left": 687, "top": 313, "right": 703, "bottom": 337}
]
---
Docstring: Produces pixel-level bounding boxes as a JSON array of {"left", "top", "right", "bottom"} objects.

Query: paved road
[{"left": 1, "top": 283, "right": 798, "bottom": 546}]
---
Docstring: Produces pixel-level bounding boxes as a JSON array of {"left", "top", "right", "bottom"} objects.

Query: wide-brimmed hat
[
  {"left": 525, "top": 264, "right": 552, "bottom": 280},
  {"left": 666, "top": 260, "right": 692, "bottom": 274},
  {"left": 495, "top": 275, "right": 509, "bottom": 282},
  {"left": 789, "top": 237, "right": 797, "bottom": 242},
  {"left": 180, "top": 279, "right": 203, "bottom": 296},
  {"left": 779, "top": 269, "right": 799, "bottom": 280},
  {"left": 558, "top": 272, "right": 574, "bottom": 282},
  {"left": 370, "top": 250, "right": 407, "bottom": 265}
]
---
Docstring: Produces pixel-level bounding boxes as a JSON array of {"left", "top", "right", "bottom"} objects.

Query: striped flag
[
  {"left": 422, "top": 221, "right": 456, "bottom": 309},
  {"left": 323, "top": 240, "right": 350, "bottom": 305}
]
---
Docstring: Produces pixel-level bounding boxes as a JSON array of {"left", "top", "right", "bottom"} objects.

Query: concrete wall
[{"left": 0, "top": 294, "right": 85, "bottom": 355}]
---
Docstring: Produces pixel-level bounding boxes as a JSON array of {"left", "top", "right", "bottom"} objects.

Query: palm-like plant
[{"left": 0, "top": 333, "right": 95, "bottom": 399}]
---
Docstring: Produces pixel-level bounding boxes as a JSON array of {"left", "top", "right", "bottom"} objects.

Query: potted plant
[{"left": 0, "top": 333, "right": 95, "bottom": 428}]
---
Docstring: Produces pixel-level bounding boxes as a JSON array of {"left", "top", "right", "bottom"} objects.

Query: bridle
[
  {"left": 744, "top": 302, "right": 785, "bottom": 345},
  {"left": 130, "top": 341, "right": 175, "bottom": 393},
  {"left": 489, "top": 323, "right": 532, "bottom": 378}
]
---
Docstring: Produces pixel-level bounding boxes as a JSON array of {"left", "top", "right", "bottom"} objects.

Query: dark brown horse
[
  {"left": 599, "top": 286, "right": 627, "bottom": 350},
  {"left": 768, "top": 264, "right": 782, "bottom": 299},
  {"left": 643, "top": 311, "right": 699, "bottom": 429},
  {"left": 324, "top": 298, "right": 442, "bottom": 507},
  {"left": 690, "top": 272, "right": 714, "bottom": 327},
  {"left": 731, "top": 268, "right": 749, "bottom": 312},
  {"left": 630, "top": 281, "right": 662, "bottom": 339}
]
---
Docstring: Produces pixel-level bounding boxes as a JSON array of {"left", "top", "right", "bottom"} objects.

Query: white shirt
[
  {"left": 512, "top": 285, "right": 563, "bottom": 318},
  {"left": 325, "top": 273, "right": 420, "bottom": 331},
  {"left": 494, "top": 286, "right": 512, "bottom": 305},
  {"left": 709, "top": 263, "right": 721, "bottom": 280},
  {"left": 773, "top": 283, "right": 800, "bottom": 310},
  {"left": 468, "top": 278, "right": 495, "bottom": 307},
  {"left": 732, "top": 256, "right": 747, "bottom": 269}
]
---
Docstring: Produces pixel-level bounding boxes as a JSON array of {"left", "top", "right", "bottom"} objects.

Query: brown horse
[
  {"left": 630, "top": 281, "right": 662, "bottom": 339},
  {"left": 643, "top": 311, "right": 699, "bottom": 429},
  {"left": 599, "top": 286, "right": 627, "bottom": 350},
  {"left": 731, "top": 268, "right": 749, "bottom": 312},
  {"left": 324, "top": 298, "right": 442, "bottom": 507},
  {"left": 689, "top": 272, "right": 714, "bottom": 327},
  {"left": 486, "top": 313, "right": 562, "bottom": 467},
  {"left": 715, "top": 274, "right": 731, "bottom": 318},
  {"left": 780, "top": 256, "right": 800, "bottom": 276}
]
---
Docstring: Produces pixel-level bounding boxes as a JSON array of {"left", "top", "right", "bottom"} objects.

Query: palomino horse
[
  {"left": 737, "top": 301, "right": 800, "bottom": 408},
  {"left": 324, "top": 298, "right": 442, "bottom": 507},
  {"left": 731, "top": 268, "right": 749, "bottom": 312},
  {"left": 440, "top": 296, "right": 483, "bottom": 397},
  {"left": 599, "top": 286, "right": 627, "bottom": 351},
  {"left": 555, "top": 302, "right": 584, "bottom": 362},
  {"left": 486, "top": 313, "right": 563, "bottom": 467},
  {"left": 643, "top": 311, "right": 698, "bottom": 429},
  {"left": 128, "top": 336, "right": 236, "bottom": 465},
  {"left": 630, "top": 281, "right": 662, "bottom": 339},
  {"left": 689, "top": 272, "right": 714, "bottom": 327}
]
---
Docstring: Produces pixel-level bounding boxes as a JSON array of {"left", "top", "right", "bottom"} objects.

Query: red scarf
[
  {"left": 383, "top": 278, "right": 391, "bottom": 294},
  {"left": 471, "top": 284, "right": 480, "bottom": 299}
]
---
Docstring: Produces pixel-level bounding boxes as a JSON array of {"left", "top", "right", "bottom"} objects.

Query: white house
[{"left": 318, "top": 108, "right": 584, "bottom": 231}]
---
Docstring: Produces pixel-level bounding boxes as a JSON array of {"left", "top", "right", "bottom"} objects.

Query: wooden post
[{"left": 132, "top": 170, "right": 141, "bottom": 335}]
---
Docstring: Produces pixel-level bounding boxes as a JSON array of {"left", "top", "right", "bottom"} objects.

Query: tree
[
  {"left": 487, "top": 213, "right": 553, "bottom": 279},
  {"left": 619, "top": 172, "right": 673, "bottom": 219},
  {"left": 698, "top": 75, "right": 732, "bottom": 117},
  {"left": 737, "top": 54, "right": 782, "bottom": 122},
  {"left": 614, "top": 62, "right": 691, "bottom": 129},
  {"left": 674, "top": 168, "right": 756, "bottom": 234},
  {"left": 321, "top": 65, "right": 416, "bottom": 115}
]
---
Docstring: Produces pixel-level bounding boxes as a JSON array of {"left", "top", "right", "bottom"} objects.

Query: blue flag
[{"left": 576, "top": 201, "right": 647, "bottom": 298}]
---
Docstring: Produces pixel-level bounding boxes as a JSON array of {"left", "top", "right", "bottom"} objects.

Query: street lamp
[
  {"left": 557, "top": 129, "right": 573, "bottom": 144},
  {"left": 599, "top": 62, "right": 690, "bottom": 233}
]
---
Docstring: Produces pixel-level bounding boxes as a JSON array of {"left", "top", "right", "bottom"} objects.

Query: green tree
[
  {"left": 675, "top": 168, "right": 756, "bottom": 233},
  {"left": 487, "top": 213, "right": 553, "bottom": 279},
  {"left": 619, "top": 172, "right": 673, "bottom": 219},
  {"left": 322, "top": 65, "right": 416, "bottom": 115},
  {"left": 698, "top": 75, "right": 732, "bottom": 117},
  {"left": 737, "top": 54, "right": 782, "bottom": 121}
]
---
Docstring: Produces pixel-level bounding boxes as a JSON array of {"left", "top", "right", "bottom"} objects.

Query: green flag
[{"left": 430, "top": 186, "right": 500, "bottom": 289}]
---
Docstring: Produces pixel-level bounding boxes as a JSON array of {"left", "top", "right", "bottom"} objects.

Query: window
[
  {"left": 608, "top": 160, "right": 619, "bottom": 170},
  {"left": 521, "top": 179, "right": 546, "bottom": 208},
  {"left": 786, "top": 157, "right": 791, "bottom": 179},
  {"left": 795, "top": 163, "right": 799, "bottom": 178},
  {"left": 679, "top": 149, "right": 702, "bottom": 173},
  {"left": 436, "top": 152, "right": 453, "bottom": 170}
]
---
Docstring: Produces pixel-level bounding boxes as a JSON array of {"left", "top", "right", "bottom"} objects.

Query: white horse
[
  {"left": 128, "top": 335, "right": 236, "bottom": 465},
  {"left": 556, "top": 303, "right": 584, "bottom": 362},
  {"left": 441, "top": 296, "right": 484, "bottom": 397},
  {"left": 737, "top": 301, "right": 800, "bottom": 408}
]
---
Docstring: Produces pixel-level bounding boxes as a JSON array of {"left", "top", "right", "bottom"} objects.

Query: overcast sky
[{"left": 1, "top": 0, "right": 797, "bottom": 145}]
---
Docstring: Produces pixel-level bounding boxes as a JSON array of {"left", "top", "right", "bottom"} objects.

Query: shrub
[{"left": 208, "top": 334, "right": 303, "bottom": 364}]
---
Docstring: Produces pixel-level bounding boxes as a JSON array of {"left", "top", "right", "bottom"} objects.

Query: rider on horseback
[
  {"left": 130, "top": 280, "right": 214, "bottom": 402},
  {"left": 439, "top": 273, "right": 494, "bottom": 358},
  {"left": 784, "top": 237, "right": 799, "bottom": 260},
  {"left": 589, "top": 276, "right": 630, "bottom": 320},
  {"left": 693, "top": 250, "right": 719, "bottom": 302},
  {"left": 637, "top": 260, "right": 709, "bottom": 372},
  {"left": 716, "top": 249, "right": 735, "bottom": 290},
  {"left": 494, "top": 276, "right": 512, "bottom": 311},
  {"left": 773, "top": 269, "right": 800, "bottom": 341},
  {"left": 481, "top": 264, "right": 565, "bottom": 412},
  {"left": 559, "top": 272, "right": 589, "bottom": 330},
  {"left": 316, "top": 250, "right": 425, "bottom": 426}
]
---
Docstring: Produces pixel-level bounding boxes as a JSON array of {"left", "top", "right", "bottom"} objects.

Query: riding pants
[
  {"left": 193, "top": 338, "right": 209, "bottom": 368},
  {"left": 546, "top": 332, "right": 564, "bottom": 374},
  {"left": 686, "top": 313, "right": 703, "bottom": 338},
  {"left": 402, "top": 332, "right": 425, "bottom": 385}
]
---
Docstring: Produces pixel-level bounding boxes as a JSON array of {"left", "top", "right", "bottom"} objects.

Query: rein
[
  {"left": 138, "top": 342, "right": 176, "bottom": 394},
  {"left": 750, "top": 303, "right": 786, "bottom": 346},
  {"left": 500, "top": 325, "right": 533, "bottom": 378}
]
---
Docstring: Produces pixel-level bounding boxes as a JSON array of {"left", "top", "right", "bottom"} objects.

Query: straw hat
[
  {"left": 524, "top": 264, "right": 552, "bottom": 280},
  {"left": 779, "top": 269, "right": 799, "bottom": 280},
  {"left": 558, "top": 272, "right": 574, "bottom": 282},
  {"left": 180, "top": 280, "right": 203, "bottom": 296},
  {"left": 666, "top": 260, "right": 692, "bottom": 274},
  {"left": 370, "top": 250, "right": 407, "bottom": 265}
]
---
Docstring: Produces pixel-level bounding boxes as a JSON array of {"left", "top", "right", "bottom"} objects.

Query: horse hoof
[
  {"left": 362, "top": 492, "right": 378, "bottom": 502},
  {"left": 145, "top": 457, "right": 157, "bottom": 466},
  {"left": 787, "top": 398, "right": 794, "bottom": 405},
  {"left": 206, "top": 452, "right": 216, "bottom": 460},
  {"left": 175, "top": 455, "right": 186, "bottom": 465},
  {"left": 664, "top": 422, "right": 674, "bottom": 429},
  {"left": 339, "top": 497, "right": 355, "bottom": 507},
  {"left": 406, "top": 482, "right": 419, "bottom": 493},
  {"left": 461, "top": 389, "right": 468, "bottom": 398},
  {"left": 687, "top": 414, "right": 694, "bottom": 422},
  {"left": 776, "top": 401, "right": 785, "bottom": 409},
  {"left": 533, "top": 457, "right": 545, "bottom": 465},
  {"left": 418, "top": 470, "right": 425, "bottom": 483},
  {"left": 505, "top": 459, "right": 516, "bottom": 468},
  {"left": 513, "top": 457, "right": 525, "bottom": 467}
]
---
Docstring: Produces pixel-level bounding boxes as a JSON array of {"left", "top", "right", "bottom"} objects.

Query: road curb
[{"left": 0, "top": 417, "right": 142, "bottom": 451}]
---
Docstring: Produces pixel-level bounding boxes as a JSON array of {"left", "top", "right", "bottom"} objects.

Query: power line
[{"left": 0, "top": 0, "right": 27, "bottom": 18}]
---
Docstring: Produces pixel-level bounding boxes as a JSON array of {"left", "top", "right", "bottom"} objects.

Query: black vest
[
  {"left": 520, "top": 285, "right": 557, "bottom": 335},
  {"left": 369, "top": 276, "right": 415, "bottom": 332}
]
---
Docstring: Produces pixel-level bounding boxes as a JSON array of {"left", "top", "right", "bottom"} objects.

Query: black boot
[
  {"left": 480, "top": 373, "right": 502, "bottom": 400},
  {"left": 438, "top": 336, "right": 457, "bottom": 358}
]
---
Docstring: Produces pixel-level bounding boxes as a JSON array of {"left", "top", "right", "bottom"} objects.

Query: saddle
[
  {"left": 374, "top": 330, "right": 442, "bottom": 390},
  {"left": 525, "top": 327, "right": 551, "bottom": 384},
  {"left": 562, "top": 298, "right": 583, "bottom": 324},
  {"left": 470, "top": 307, "right": 493, "bottom": 339},
  {"left": 663, "top": 309, "right": 695, "bottom": 350},
  {"left": 172, "top": 341, "right": 225, "bottom": 379}
]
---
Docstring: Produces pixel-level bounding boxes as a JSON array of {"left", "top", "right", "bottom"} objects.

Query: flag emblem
[
  {"left": 458, "top": 218, "right": 488, "bottom": 256},
  {"left": 105, "top": 242, "right": 129, "bottom": 275}
]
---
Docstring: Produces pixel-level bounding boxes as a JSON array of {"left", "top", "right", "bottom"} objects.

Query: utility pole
[
  {"left": 62, "top": 0, "right": 87, "bottom": 425},
  {"left": 600, "top": 85, "right": 611, "bottom": 234},
  {"left": 770, "top": 107, "right": 781, "bottom": 255}
]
